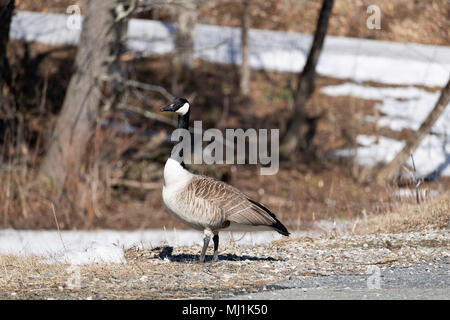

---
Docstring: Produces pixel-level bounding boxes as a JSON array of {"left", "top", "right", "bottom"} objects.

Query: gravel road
[
  {"left": 224, "top": 262, "right": 449, "bottom": 299},
  {"left": 222, "top": 228, "right": 449, "bottom": 300}
]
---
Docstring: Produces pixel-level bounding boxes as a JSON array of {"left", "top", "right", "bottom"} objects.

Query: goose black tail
[
  {"left": 247, "top": 198, "right": 290, "bottom": 236},
  {"left": 272, "top": 220, "right": 290, "bottom": 236}
]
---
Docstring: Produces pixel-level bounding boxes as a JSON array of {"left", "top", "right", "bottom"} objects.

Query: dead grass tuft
[{"left": 356, "top": 191, "right": 450, "bottom": 234}]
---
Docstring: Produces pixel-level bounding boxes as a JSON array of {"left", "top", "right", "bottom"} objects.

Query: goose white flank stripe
[{"left": 160, "top": 97, "right": 290, "bottom": 263}]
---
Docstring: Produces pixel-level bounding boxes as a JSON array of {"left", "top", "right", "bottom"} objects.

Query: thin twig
[
  {"left": 3, "top": 157, "right": 12, "bottom": 227},
  {"left": 15, "top": 175, "right": 28, "bottom": 219},
  {"left": 51, "top": 203, "right": 67, "bottom": 252},
  {"left": 125, "top": 79, "right": 175, "bottom": 101},
  {"left": 110, "top": 178, "right": 160, "bottom": 190},
  {"left": 100, "top": 75, "right": 175, "bottom": 101},
  {"left": 115, "top": 0, "right": 137, "bottom": 22},
  {"left": 410, "top": 153, "right": 421, "bottom": 204},
  {"left": 118, "top": 104, "right": 177, "bottom": 127}
]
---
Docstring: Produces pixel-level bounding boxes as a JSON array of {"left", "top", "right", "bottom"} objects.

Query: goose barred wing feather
[{"left": 189, "top": 176, "right": 290, "bottom": 236}]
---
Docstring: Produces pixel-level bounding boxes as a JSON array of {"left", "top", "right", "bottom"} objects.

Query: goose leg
[
  {"left": 199, "top": 234, "right": 210, "bottom": 263},
  {"left": 212, "top": 234, "right": 219, "bottom": 262}
]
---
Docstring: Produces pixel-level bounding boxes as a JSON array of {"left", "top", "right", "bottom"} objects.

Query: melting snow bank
[
  {"left": 322, "top": 84, "right": 450, "bottom": 178},
  {"left": 335, "top": 135, "right": 450, "bottom": 178},
  {"left": 0, "top": 228, "right": 294, "bottom": 265},
  {"left": 321, "top": 84, "right": 450, "bottom": 134},
  {"left": 40, "top": 243, "right": 126, "bottom": 265},
  {"left": 10, "top": 11, "right": 450, "bottom": 87}
]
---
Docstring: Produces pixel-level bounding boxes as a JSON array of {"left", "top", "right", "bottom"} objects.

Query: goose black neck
[
  {"left": 170, "top": 111, "right": 190, "bottom": 167},
  {"left": 177, "top": 111, "right": 189, "bottom": 130}
]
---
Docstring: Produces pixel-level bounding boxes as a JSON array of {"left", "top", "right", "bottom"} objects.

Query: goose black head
[{"left": 160, "top": 97, "right": 190, "bottom": 115}]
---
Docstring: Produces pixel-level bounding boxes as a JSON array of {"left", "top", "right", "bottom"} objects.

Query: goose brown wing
[{"left": 189, "top": 176, "right": 290, "bottom": 235}]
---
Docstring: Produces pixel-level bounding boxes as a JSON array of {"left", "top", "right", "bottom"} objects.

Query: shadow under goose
[{"left": 155, "top": 246, "right": 281, "bottom": 263}]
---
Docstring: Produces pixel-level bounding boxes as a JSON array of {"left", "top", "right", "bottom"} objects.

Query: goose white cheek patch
[{"left": 176, "top": 103, "right": 190, "bottom": 115}]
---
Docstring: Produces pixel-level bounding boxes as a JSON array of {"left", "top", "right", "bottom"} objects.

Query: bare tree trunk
[
  {"left": 280, "top": 0, "right": 334, "bottom": 158},
  {"left": 40, "top": 0, "right": 128, "bottom": 189},
  {"left": 375, "top": 78, "right": 450, "bottom": 184},
  {"left": 172, "top": 0, "right": 197, "bottom": 95},
  {"left": 0, "top": 0, "right": 14, "bottom": 97},
  {"left": 240, "top": 0, "right": 250, "bottom": 98}
]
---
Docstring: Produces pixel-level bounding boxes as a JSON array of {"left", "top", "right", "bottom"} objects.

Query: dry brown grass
[{"left": 356, "top": 191, "right": 450, "bottom": 234}]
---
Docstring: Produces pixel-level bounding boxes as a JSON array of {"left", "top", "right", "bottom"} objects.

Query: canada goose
[{"left": 160, "top": 97, "right": 290, "bottom": 262}]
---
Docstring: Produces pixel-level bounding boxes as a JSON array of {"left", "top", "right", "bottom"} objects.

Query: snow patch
[
  {"left": 41, "top": 242, "right": 126, "bottom": 265},
  {"left": 333, "top": 132, "right": 450, "bottom": 178},
  {"left": 392, "top": 188, "right": 439, "bottom": 199},
  {"left": 321, "top": 83, "right": 449, "bottom": 133},
  {"left": 0, "top": 229, "right": 287, "bottom": 264},
  {"left": 322, "top": 83, "right": 450, "bottom": 178},
  {"left": 10, "top": 11, "right": 450, "bottom": 87}
]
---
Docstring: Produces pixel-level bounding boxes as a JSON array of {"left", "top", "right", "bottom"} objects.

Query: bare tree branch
[{"left": 375, "top": 78, "right": 450, "bottom": 184}]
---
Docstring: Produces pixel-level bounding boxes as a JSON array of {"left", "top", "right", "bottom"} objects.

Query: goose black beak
[{"left": 160, "top": 103, "right": 175, "bottom": 112}]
